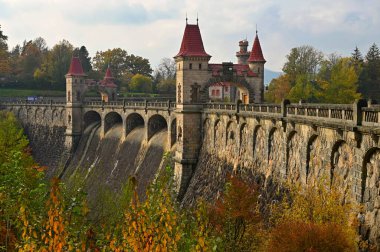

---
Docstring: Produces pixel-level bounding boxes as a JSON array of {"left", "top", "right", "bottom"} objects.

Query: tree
[
  {"left": 18, "top": 39, "right": 46, "bottom": 83},
  {"left": 265, "top": 74, "right": 291, "bottom": 103},
  {"left": 287, "top": 74, "right": 325, "bottom": 103},
  {"left": 365, "top": 43, "right": 380, "bottom": 80},
  {"left": 73, "top": 46, "right": 92, "bottom": 73},
  {"left": 36, "top": 40, "right": 73, "bottom": 89},
  {"left": 267, "top": 178, "right": 358, "bottom": 251},
  {"left": 154, "top": 58, "right": 176, "bottom": 94},
  {"left": 323, "top": 57, "right": 361, "bottom": 103},
  {"left": 125, "top": 54, "right": 153, "bottom": 76},
  {"left": 129, "top": 74, "right": 152, "bottom": 93},
  {"left": 0, "top": 25, "right": 10, "bottom": 76},
  {"left": 92, "top": 48, "right": 128, "bottom": 79},
  {"left": 282, "top": 45, "right": 324, "bottom": 85}
]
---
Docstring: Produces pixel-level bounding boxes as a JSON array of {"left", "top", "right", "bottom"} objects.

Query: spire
[
  {"left": 186, "top": 13, "right": 188, "bottom": 24},
  {"left": 67, "top": 56, "right": 85, "bottom": 75},
  {"left": 175, "top": 23, "right": 211, "bottom": 58},
  {"left": 104, "top": 65, "right": 114, "bottom": 80},
  {"left": 248, "top": 32, "right": 266, "bottom": 63},
  {"left": 197, "top": 13, "right": 198, "bottom": 25}
]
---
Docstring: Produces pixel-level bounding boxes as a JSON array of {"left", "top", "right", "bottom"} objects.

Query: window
[
  {"left": 212, "top": 90, "right": 216, "bottom": 96},
  {"left": 178, "top": 64, "right": 181, "bottom": 70},
  {"left": 189, "top": 63, "right": 192, "bottom": 70},
  {"left": 225, "top": 86, "right": 228, "bottom": 92},
  {"left": 68, "top": 91, "right": 71, "bottom": 102},
  {"left": 199, "top": 63, "right": 202, "bottom": 70},
  {"left": 216, "top": 89, "right": 220, "bottom": 96}
]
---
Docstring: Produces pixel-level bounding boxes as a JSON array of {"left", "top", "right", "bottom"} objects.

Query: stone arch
[
  {"left": 104, "top": 111, "right": 122, "bottom": 134},
  {"left": 52, "top": 109, "right": 59, "bottom": 122},
  {"left": 214, "top": 119, "right": 224, "bottom": 149},
  {"left": 226, "top": 120, "right": 237, "bottom": 154},
  {"left": 170, "top": 118, "right": 177, "bottom": 147},
  {"left": 253, "top": 125, "right": 266, "bottom": 171},
  {"left": 200, "top": 76, "right": 255, "bottom": 103},
  {"left": 330, "top": 140, "right": 353, "bottom": 192},
  {"left": 126, "top": 113, "right": 145, "bottom": 137},
  {"left": 362, "top": 148, "right": 380, "bottom": 244},
  {"left": 34, "top": 108, "right": 41, "bottom": 121},
  {"left": 239, "top": 123, "right": 249, "bottom": 156},
  {"left": 147, "top": 114, "right": 167, "bottom": 140},
  {"left": 268, "top": 127, "right": 282, "bottom": 178},
  {"left": 306, "top": 134, "right": 323, "bottom": 184},
  {"left": 60, "top": 109, "right": 66, "bottom": 124},
  {"left": 286, "top": 131, "right": 303, "bottom": 182},
  {"left": 203, "top": 118, "right": 212, "bottom": 146},
  {"left": 84, "top": 111, "right": 101, "bottom": 130}
]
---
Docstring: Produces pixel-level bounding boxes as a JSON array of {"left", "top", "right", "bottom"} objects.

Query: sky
[{"left": 0, "top": 0, "right": 379, "bottom": 72}]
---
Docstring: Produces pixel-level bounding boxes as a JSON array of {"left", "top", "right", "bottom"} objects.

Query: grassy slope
[{"left": 0, "top": 88, "right": 65, "bottom": 97}]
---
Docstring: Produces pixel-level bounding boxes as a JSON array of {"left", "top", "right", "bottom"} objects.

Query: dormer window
[{"left": 189, "top": 63, "right": 192, "bottom": 70}]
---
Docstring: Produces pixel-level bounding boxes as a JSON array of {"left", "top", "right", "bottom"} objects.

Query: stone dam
[{"left": 3, "top": 99, "right": 380, "bottom": 244}]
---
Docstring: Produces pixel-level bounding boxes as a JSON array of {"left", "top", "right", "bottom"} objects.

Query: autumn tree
[
  {"left": 208, "top": 175, "right": 265, "bottom": 251},
  {"left": 265, "top": 74, "right": 291, "bottom": 103},
  {"left": 267, "top": 178, "right": 358, "bottom": 251}
]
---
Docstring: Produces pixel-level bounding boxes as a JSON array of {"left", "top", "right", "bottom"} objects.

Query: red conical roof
[
  {"left": 67, "top": 57, "right": 85, "bottom": 75},
  {"left": 175, "top": 24, "right": 211, "bottom": 58},
  {"left": 248, "top": 34, "right": 266, "bottom": 63},
  {"left": 104, "top": 67, "right": 113, "bottom": 79}
]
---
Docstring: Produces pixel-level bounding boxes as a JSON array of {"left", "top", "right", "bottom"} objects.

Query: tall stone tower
[
  {"left": 174, "top": 22, "right": 211, "bottom": 199},
  {"left": 248, "top": 32, "right": 266, "bottom": 101},
  {"left": 65, "top": 57, "right": 86, "bottom": 151}
]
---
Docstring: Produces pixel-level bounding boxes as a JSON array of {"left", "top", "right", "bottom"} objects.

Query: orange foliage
[
  {"left": 267, "top": 220, "right": 356, "bottom": 252},
  {"left": 41, "top": 178, "right": 67, "bottom": 252}
]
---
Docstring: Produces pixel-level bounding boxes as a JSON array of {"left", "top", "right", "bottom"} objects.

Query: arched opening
[
  {"left": 170, "top": 118, "right": 177, "bottom": 147},
  {"left": 104, "top": 112, "right": 122, "bottom": 134},
  {"left": 34, "top": 108, "right": 41, "bottom": 121},
  {"left": 84, "top": 111, "right": 101, "bottom": 130},
  {"left": 147, "top": 114, "right": 167, "bottom": 140},
  {"left": 226, "top": 121, "right": 236, "bottom": 146},
  {"left": 330, "top": 140, "right": 349, "bottom": 185},
  {"left": 267, "top": 128, "right": 277, "bottom": 161},
  {"left": 362, "top": 147, "right": 380, "bottom": 203},
  {"left": 126, "top": 113, "right": 144, "bottom": 136},
  {"left": 286, "top": 131, "right": 297, "bottom": 177},
  {"left": 214, "top": 119, "right": 223, "bottom": 149},
  {"left": 239, "top": 123, "right": 248, "bottom": 155},
  {"left": 306, "top": 135, "right": 319, "bottom": 183}
]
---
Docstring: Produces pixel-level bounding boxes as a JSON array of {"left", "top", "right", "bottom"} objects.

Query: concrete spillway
[{"left": 62, "top": 123, "right": 168, "bottom": 208}]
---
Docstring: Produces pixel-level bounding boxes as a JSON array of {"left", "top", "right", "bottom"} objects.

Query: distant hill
[{"left": 264, "top": 69, "right": 282, "bottom": 86}]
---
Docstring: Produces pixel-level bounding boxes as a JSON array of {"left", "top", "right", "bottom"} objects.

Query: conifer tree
[{"left": 365, "top": 43, "right": 380, "bottom": 80}]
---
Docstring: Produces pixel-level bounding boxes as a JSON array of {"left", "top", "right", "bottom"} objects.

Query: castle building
[
  {"left": 174, "top": 22, "right": 266, "bottom": 105},
  {"left": 173, "top": 22, "right": 266, "bottom": 199}
]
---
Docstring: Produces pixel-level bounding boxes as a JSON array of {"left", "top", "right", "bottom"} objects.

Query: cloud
[{"left": 0, "top": 0, "right": 379, "bottom": 71}]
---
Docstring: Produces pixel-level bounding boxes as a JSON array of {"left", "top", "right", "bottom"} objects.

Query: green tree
[
  {"left": 129, "top": 74, "right": 152, "bottom": 93},
  {"left": 92, "top": 48, "right": 128, "bottom": 79},
  {"left": 125, "top": 54, "right": 153, "bottom": 76},
  {"left": 0, "top": 25, "right": 10, "bottom": 76},
  {"left": 365, "top": 43, "right": 380, "bottom": 81},
  {"left": 18, "top": 39, "right": 47, "bottom": 84},
  {"left": 73, "top": 46, "right": 92, "bottom": 73},
  {"left": 282, "top": 45, "right": 324, "bottom": 85},
  {"left": 37, "top": 40, "right": 73, "bottom": 89},
  {"left": 287, "top": 74, "right": 325, "bottom": 102}
]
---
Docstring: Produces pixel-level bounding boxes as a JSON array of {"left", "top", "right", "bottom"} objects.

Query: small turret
[
  {"left": 99, "top": 65, "right": 117, "bottom": 102},
  {"left": 236, "top": 39, "right": 250, "bottom": 65}
]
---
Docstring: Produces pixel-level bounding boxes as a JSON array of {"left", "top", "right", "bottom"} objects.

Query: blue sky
[{"left": 0, "top": 0, "right": 379, "bottom": 72}]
